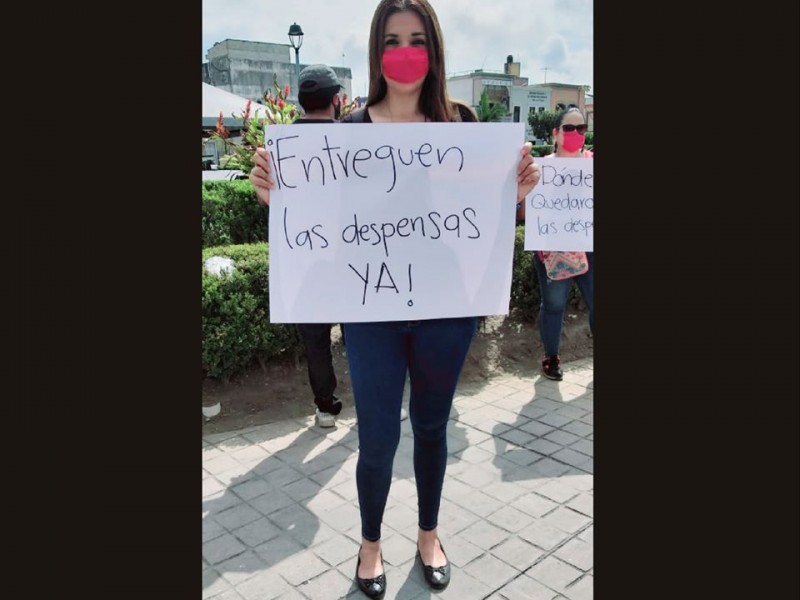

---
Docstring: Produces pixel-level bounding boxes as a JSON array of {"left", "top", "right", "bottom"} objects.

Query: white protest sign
[
  {"left": 266, "top": 122, "right": 524, "bottom": 323},
  {"left": 523, "top": 157, "right": 593, "bottom": 251}
]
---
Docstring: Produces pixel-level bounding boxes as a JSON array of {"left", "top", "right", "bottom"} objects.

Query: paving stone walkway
[{"left": 203, "top": 357, "right": 593, "bottom": 600}]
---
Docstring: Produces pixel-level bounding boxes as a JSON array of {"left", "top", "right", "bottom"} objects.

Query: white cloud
[{"left": 202, "top": 0, "right": 592, "bottom": 98}]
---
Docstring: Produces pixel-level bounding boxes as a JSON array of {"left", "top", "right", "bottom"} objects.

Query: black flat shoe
[
  {"left": 418, "top": 538, "right": 451, "bottom": 591},
  {"left": 356, "top": 550, "right": 386, "bottom": 599}
]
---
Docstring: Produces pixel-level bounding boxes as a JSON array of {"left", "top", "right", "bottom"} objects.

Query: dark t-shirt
[
  {"left": 294, "top": 118, "right": 336, "bottom": 124},
  {"left": 341, "top": 103, "right": 477, "bottom": 123}
]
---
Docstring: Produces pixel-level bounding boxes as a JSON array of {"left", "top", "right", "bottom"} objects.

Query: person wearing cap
[
  {"left": 253, "top": 64, "right": 409, "bottom": 430},
  {"left": 297, "top": 64, "right": 346, "bottom": 122},
  {"left": 285, "top": 64, "right": 345, "bottom": 428}
]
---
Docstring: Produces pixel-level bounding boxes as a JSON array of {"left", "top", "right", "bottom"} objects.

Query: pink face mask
[
  {"left": 561, "top": 131, "right": 586, "bottom": 153},
  {"left": 381, "top": 46, "right": 429, "bottom": 84}
]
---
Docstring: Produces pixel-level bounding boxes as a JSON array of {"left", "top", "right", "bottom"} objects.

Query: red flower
[
  {"left": 278, "top": 99, "right": 285, "bottom": 110},
  {"left": 284, "top": 84, "right": 290, "bottom": 98},
  {"left": 243, "top": 99, "right": 252, "bottom": 121},
  {"left": 215, "top": 111, "right": 229, "bottom": 138}
]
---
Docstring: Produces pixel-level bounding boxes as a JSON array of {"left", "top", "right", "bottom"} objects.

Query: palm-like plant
[
  {"left": 475, "top": 89, "right": 509, "bottom": 122},
  {"left": 208, "top": 74, "right": 299, "bottom": 174},
  {"left": 208, "top": 75, "right": 362, "bottom": 174}
]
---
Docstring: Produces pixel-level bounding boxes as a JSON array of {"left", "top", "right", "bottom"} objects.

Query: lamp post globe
[{"left": 288, "top": 22, "right": 304, "bottom": 98}]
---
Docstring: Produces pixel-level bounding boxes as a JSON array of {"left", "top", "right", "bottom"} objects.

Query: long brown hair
[{"left": 367, "top": 0, "right": 469, "bottom": 122}]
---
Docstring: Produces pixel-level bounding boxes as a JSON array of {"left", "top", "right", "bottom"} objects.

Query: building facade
[
  {"left": 446, "top": 55, "right": 529, "bottom": 109},
  {"left": 585, "top": 95, "right": 594, "bottom": 134},
  {"left": 509, "top": 86, "right": 552, "bottom": 141},
  {"left": 509, "top": 83, "right": 592, "bottom": 142},
  {"left": 202, "top": 39, "right": 353, "bottom": 105},
  {"left": 446, "top": 56, "right": 591, "bottom": 143}
]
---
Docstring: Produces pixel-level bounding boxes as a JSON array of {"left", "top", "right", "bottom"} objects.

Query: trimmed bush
[
  {"left": 202, "top": 243, "right": 302, "bottom": 381},
  {"left": 530, "top": 144, "right": 595, "bottom": 157},
  {"left": 531, "top": 144, "right": 554, "bottom": 157},
  {"left": 510, "top": 225, "right": 585, "bottom": 322},
  {"left": 201, "top": 231, "right": 586, "bottom": 381},
  {"left": 202, "top": 180, "right": 268, "bottom": 248},
  {"left": 510, "top": 226, "right": 540, "bottom": 321}
]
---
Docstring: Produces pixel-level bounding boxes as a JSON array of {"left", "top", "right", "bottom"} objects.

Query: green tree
[
  {"left": 474, "top": 89, "right": 509, "bottom": 122},
  {"left": 528, "top": 109, "right": 560, "bottom": 143}
]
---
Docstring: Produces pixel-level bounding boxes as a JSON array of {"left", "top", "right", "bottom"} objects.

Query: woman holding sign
[
  {"left": 516, "top": 106, "right": 594, "bottom": 381},
  {"left": 251, "top": 1, "right": 540, "bottom": 597}
]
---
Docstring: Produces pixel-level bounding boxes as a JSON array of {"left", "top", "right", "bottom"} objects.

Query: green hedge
[
  {"left": 530, "top": 144, "right": 594, "bottom": 156},
  {"left": 201, "top": 232, "right": 582, "bottom": 381},
  {"left": 202, "top": 180, "right": 269, "bottom": 248},
  {"left": 202, "top": 243, "right": 302, "bottom": 381},
  {"left": 510, "top": 226, "right": 540, "bottom": 321},
  {"left": 510, "top": 225, "right": 583, "bottom": 321}
]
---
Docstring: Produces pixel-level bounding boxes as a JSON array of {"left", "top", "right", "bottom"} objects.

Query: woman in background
[{"left": 517, "top": 106, "right": 593, "bottom": 381}]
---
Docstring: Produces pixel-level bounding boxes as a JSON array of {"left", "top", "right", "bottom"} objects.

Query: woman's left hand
[{"left": 516, "top": 142, "right": 541, "bottom": 202}]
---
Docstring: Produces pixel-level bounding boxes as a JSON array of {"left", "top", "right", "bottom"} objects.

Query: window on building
[
  {"left": 513, "top": 107, "right": 520, "bottom": 122},
  {"left": 484, "top": 85, "right": 510, "bottom": 111}
]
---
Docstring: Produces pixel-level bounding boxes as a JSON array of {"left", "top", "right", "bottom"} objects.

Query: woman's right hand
[{"left": 249, "top": 147, "right": 276, "bottom": 207}]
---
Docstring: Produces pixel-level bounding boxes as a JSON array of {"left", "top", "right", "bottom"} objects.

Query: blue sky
[{"left": 202, "top": 0, "right": 593, "bottom": 99}]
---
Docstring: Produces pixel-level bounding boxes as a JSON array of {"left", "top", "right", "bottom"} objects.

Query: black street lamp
[{"left": 288, "top": 22, "right": 304, "bottom": 96}]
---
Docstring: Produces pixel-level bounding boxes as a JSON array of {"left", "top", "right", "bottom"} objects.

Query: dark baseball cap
[{"left": 298, "top": 64, "right": 343, "bottom": 93}]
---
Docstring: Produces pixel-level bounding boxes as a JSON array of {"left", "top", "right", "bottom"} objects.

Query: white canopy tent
[
  {"left": 202, "top": 83, "right": 270, "bottom": 128},
  {"left": 202, "top": 83, "right": 271, "bottom": 172}
]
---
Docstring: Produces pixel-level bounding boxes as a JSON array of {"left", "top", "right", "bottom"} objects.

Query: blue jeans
[
  {"left": 343, "top": 317, "right": 478, "bottom": 542},
  {"left": 533, "top": 252, "right": 594, "bottom": 356}
]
